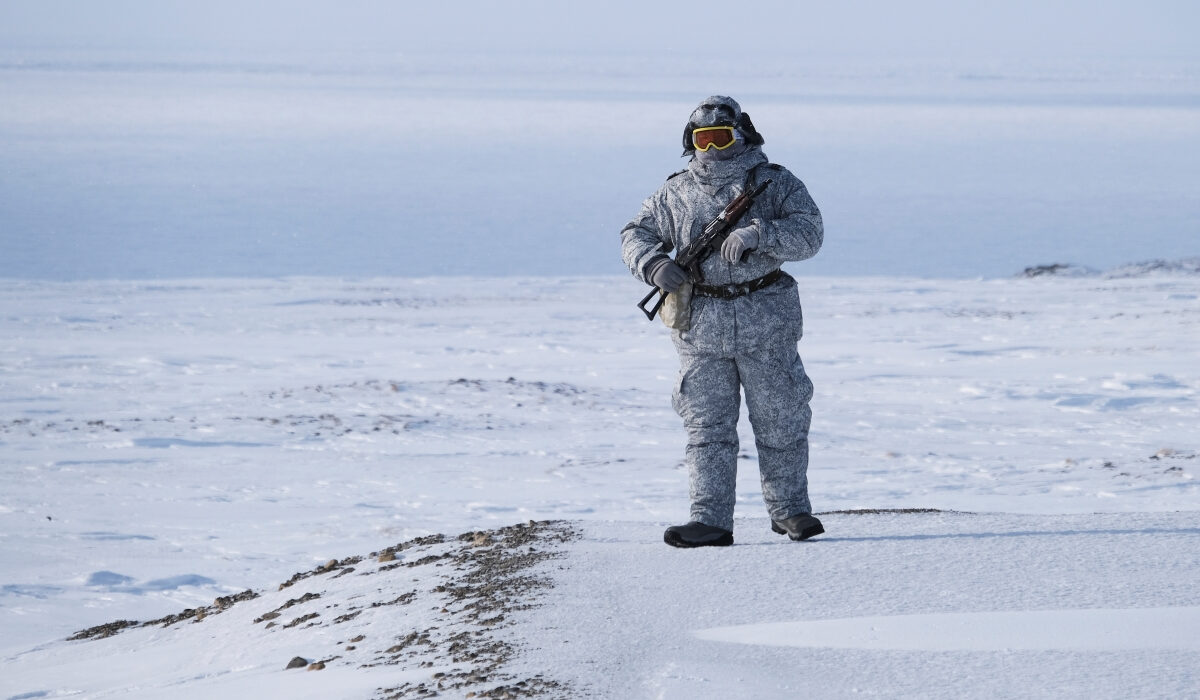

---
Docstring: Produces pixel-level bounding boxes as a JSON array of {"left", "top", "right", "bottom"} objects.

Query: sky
[{"left": 2, "top": 0, "right": 1198, "bottom": 62}]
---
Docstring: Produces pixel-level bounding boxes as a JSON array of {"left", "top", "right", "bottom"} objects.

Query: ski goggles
[{"left": 691, "top": 125, "right": 738, "bottom": 151}]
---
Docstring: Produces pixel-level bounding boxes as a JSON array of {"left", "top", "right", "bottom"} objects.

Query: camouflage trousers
[{"left": 671, "top": 344, "right": 814, "bottom": 531}]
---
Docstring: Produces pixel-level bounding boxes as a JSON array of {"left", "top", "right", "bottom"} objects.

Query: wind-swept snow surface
[
  {"left": 7, "top": 514, "right": 1198, "bottom": 699},
  {"left": 1, "top": 274, "right": 1197, "bottom": 697},
  {"left": 526, "top": 513, "right": 1200, "bottom": 698},
  {"left": 698, "top": 607, "right": 1200, "bottom": 653}
]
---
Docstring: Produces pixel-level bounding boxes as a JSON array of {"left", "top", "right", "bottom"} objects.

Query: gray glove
[
  {"left": 647, "top": 256, "right": 689, "bottom": 293},
  {"left": 721, "top": 225, "right": 760, "bottom": 263}
]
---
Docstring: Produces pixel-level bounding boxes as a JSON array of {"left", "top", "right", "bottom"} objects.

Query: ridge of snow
[{"left": 6, "top": 521, "right": 577, "bottom": 700}]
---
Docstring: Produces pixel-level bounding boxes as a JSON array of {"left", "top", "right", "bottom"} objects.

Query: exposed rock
[
  {"left": 283, "top": 612, "right": 320, "bottom": 629},
  {"left": 67, "top": 619, "right": 140, "bottom": 641},
  {"left": 1105, "top": 257, "right": 1200, "bottom": 278},
  {"left": 1019, "top": 257, "right": 1200, "bottom": 279},
  {"left": 279, "top": 556, "right": 365, "bottom": 590},
  {"left": 1020, "top": 263, "right": 1096, "bottom": 278},
  {"left": 286, "top": 656, "right": 309, "bottom": 670},
  {"left": 333, "top": 610, "right": 362, "bottom": 624}
]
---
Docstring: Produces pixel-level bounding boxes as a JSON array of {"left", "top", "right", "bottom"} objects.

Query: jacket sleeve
[
  {"left": 754, "top": 170, "right": 823, "bottom": 262},
  {"left": 620, "top": 191, "right": 675, "bottom": 284}
]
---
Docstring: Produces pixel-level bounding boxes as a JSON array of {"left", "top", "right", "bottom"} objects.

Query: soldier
[{"left": 621, "top": 96, "right": 825, "bottom": 547}]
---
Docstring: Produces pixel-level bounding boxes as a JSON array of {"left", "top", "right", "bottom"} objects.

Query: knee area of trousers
[
  {"left": 749, "top": 405, "right": 811, "bottom": 445},
  {"left": 684, "top": 424, "right": 739, "bottom": 446},
  {"left": 755, "top": 433, "right": 808, "bottom": 453}
]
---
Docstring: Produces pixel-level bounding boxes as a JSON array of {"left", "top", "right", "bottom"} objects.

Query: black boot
[
  {"left": 664, "top": 521, "right": 733, "bottom": 548},
  {"left": 771, "top": 513, "right": 824, "bottom": 541}
]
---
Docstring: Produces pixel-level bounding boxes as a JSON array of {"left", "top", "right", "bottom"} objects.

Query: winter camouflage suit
[{"left": 620, "top": 97, "right": 823, "bottom": 533}]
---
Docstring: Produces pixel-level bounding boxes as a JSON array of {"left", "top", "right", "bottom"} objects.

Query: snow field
[{"left": 1, "top": 272, "right": 1197, "bottom": 697}]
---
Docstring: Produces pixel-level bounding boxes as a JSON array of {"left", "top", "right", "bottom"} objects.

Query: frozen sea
[{"left": 1, "top": 48, "right": 1198, "bottom": 281}]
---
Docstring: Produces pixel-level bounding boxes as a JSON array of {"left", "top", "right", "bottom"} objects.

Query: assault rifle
[{"left": 637, "top": 179, "right": 772, "bottom": 321}]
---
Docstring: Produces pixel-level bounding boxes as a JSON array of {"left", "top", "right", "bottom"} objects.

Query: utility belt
[{"left": 692, "top": 269, "right": 785, "bottom": 300}]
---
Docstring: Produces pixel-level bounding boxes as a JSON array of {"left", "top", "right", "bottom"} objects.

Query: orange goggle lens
[{"left": 692, "top": 126, "right": 737, "bottom": 151}]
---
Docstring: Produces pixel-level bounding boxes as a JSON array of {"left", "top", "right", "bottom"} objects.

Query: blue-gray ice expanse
[{"left": 1, "top": 2, "right": 1198, "bottom": 280}]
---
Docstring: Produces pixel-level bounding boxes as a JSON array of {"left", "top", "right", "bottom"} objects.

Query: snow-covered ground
[
  {"left": 530, "top": 513, "right": 1200, "bottom": 699},
  {"left": 1, "top": 272, "right": 1197, "bottom": 698}
]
